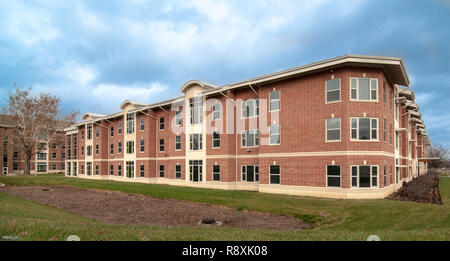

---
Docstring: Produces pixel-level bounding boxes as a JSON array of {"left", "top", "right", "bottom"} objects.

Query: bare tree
[
  {"left": 1, "top": 84, "right": 78, "bottom": 174},
  {"left": 427, "top": 143, "right": 449, "bottom": 173}
]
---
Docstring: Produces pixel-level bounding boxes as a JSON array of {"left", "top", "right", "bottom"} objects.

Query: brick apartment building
[
  {"left": 0, "top": 115, "right": 66, "bottom": 174},
  {"left": 64, "top": 55, "right": 431, "bottom": 199}
]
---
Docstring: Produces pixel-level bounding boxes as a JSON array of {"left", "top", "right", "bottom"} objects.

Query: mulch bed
[
  {"left": 386, "top": 171, "right": 443, "bottom": 205},
  {"left": 0, "top": 185, "right": 312, "bottom": 230}
]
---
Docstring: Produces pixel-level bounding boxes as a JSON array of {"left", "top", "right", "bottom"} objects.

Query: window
[
  {"left": 270, "top": 125, "right": 281, "bottom": 145},
  {"left": 110, "top": 144, "right": 114, "bottom": 155},
  {"left": 37, "top": 153, "right": 46, "bottom": 160},
  {"left": 213, "top": 165, "right": 220, "bottom": 181},
  {"left": 81, "top": 164, "right": 84, "bottom": 174},
  {"left": 126, "top": 113, "right": 135, "bottom": 134},
  {"left": 326, "top": 118, "right": 340, "bottom": 141},
  {"left": 81, "top": 146, "right": 84, "bottom": 156},
  {"left": 212, "top": 102, "right": 221, "bottom": 120},
  {"left": 126, "top": 161, "right": 134, "bottom": 178},
  {"left": 110, "top": 165, "right": 114, "bottom": 175},
  {"left": 87, "top": 123, "right": 92, "bottom": 139},
  {"left": 52, "top": 152, "right": 57, "bottom": 159},
  {"left": 241, "top": 165, "right": 259, "bottom": 182},
  {"left": 37, "top": 163, "right": 47, "bottom": 173},
  {"left": 383, "top": 119, "right": 387, "bottom": 142},
  {"left": 190, "top": 96, "right": 202, "bottom": 125},
  {"left": 140, "top": 164, "right": 144, "bottom": 177},
  {"left": 175, "top": 135, "right": 182, "bottom": 150},
  {"left": 62, "top": 143, "right": 65, "bottom": 149},
  {"left": 241, "top": 130, "right": 259, "bottom": 147},
  {"left": 270, "top": 165, "right": 281, "bottom": 184},
  {"left": 110, "top": 127, "right": 114, "bottom": 137},
  {"left": 52, "top": 143, "right": 57, "bottom": 149},
  {"left": 189, "top": 134, "right": 203, "bottom": 150},
  {"left": 95, "top": 164, "right": 99, "bottom": 175},
  {"left": 140, "top": 138, "right": 144, "bottom": 152},
  {"left": 269, "top": 90, "right": 280, "bottom": 111},
  {"left": 159, "top": 165, "right": 164, "bottom": 177},
  {"left": 118, "top": 164, "right": 122, "bottom": 176},
  {"left": 175, "top": 165, "right": 182, "bottom": 179},
  {"left": 159, "top": 117, "right": 164, "bottom": 130},
  {"left": 242, "top": 99, "right": 259, "bottom": 118},
  {"left": 350, "top": 77, "right": 378, "bottom": 101},
  {"left": 189, "top": 160, "right": 203, "bottom": 182},
  {"left": 390, "top": 124, "right": 393, "bottom": 145},
  {"left": 350, "top": 117, "right": 378, "bottom": 141},
  {"left": 327, "top": 166, "right": 341, "bottom": 187},
  {"left": 86, "top": 162, "right": 92, "bottom": 175},
  {"left": 118, "top": 141, "right": 122, "bottom": 154},
  {"left": 62, "top": 152, "right": 65, "bottom": 159},
  {"left": 212, "top": 131, "right": 220, "bottom": 148},
  {"left": 81, "top": 131, "right": 84, "bottom": 139},
  {"left": 140, "top": 117, "right": 145, "bottom": 131},
  {"left": 95, "top": 127, "right": 99, "bottom": 137},
  {"left": 384, "top": 165, "right": 387, "bottom": 186},
  {"left": 326, "top": 79, "right": 340, "bottom": 103},
  {"left": 383, "top": 81, "right": 386, "bottom": 104},
  {"left": 118, "top": 121, "right": 122, "bottom": 134},
  {"left": 13, "top": 152, "right": 18, "bottom": 158},
  {"left": 175, "top": 110, "right": 182, "bottom": 126},
  {"left": 13, "top": 164, "right": 18, "bottom": 171},
  {"left": 351, "top": 165, "right": 378, "bottom": 188},
  {"left": 126, "top": 141, "right": 134, "bottom": 154},
  {"left": 158, "top": 139, "right": 164, "bottom": 152},
  {"left": 95, "top": 144, "right": 99, "bottom": 155}
]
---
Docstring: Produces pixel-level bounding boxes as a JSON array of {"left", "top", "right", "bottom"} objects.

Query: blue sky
[{"left": 0, "top": 0, "right": 449, "bottom": 147}]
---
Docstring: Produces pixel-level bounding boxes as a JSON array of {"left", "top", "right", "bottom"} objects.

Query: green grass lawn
[{"left": 0, "top": 174, "right": 449, "bottom": 241}]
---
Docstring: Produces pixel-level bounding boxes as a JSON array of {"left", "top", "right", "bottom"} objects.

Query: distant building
[
  {"left": 0, "top": 114, "right": 65, "bottom": 174},
  {"left": 64, "top": 55, "right": 430, "bottom": 199}
]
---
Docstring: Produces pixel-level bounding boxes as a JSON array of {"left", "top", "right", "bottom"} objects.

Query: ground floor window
[
  {"left": 270, "top": 165, "right": 281, "bottom": 184},
  {"left": 159, "top": 165, "right": 164, "bottom": 177},
  {"left": 327, "top": 165, "right": 340, "bottom": 187},
  {"left": 73, "top": 163, "right": 77, "bottom": 176},
  {"left": 67, "top": 162, "right": 71, "bottom": 175},
  {"left": 81, "top": 164, "right": 84, "bottom": 174},
  {"left": 13, "top": 163, "right": 18, "bottom": 171},
  {"left": 118, "top": 164, "right": 122, "bottom": 176},
  {"left": 86, "top": 162, "right": 92, "bottom": 175},
  {"left": 242, "top": 165, "right": 259, "bottom": 182},
  {"left": 126, "top": 161, "right": 134, "bottom": 178},
  {"left": 384, "top": 165, "right": 387, "bottom": 186},
  {"left": 175, "top": 165, "right": 181, "bottom": 179},
  {"left": 351, "top": 165, "right": 378, "bottom": 188},
  {"left": 140, "top": 164, "right": 144, "bottom": 177},
  {"left": 189, "top": 160, "right": 203, "bottom": 182},
  {"left": 213, "top": 165, "right": 220, "bottom": 181},
  {"left": 52, "top": 163, "right": 57, "bottom": 170},
  {"left": 110, "top": 165, "right": 114, "bottom": 175},
  {"left": 95, "top": 164, "right": 99, "bottom": 175}
]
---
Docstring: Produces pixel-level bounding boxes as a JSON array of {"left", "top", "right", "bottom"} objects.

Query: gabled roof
[
  {"left": 81, "top": 112, "right": 107, "bottom": 121},
  {"left": 181, "top": 80, "right": 216, "bottom": 93},
  {"left": 119, "top": 100, "right": 149, "bottom": 110}
]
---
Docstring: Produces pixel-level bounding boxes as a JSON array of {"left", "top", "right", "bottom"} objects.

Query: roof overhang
[
  {"left": 81, "top": 113, "right": 106, "bottom": 121},
  {"left": 398, "top": 87, "right": 415, "bottom": 101},
  {"left": 204, "top": 54, "right": 410, "bottom": 96},
  {"left": 181, "top": 80, "right": 216, "bottom": 93}
]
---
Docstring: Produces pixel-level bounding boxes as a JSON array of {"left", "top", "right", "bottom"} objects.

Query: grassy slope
[{"left": 0, "top": 174, "right": 449, "bottom": 241}]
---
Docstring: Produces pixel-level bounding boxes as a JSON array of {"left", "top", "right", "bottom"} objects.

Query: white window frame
[
  {"left": 139, "top": 138, "right": 145, "bottom": 153},
  {"left": 212, "top": 102, "right": 221, "bottom": 121},
  {"left": 350, "top": 117, "right": 379, "bottom": 141},
  {"left": 326, "top": 165, "right": 341, "bottom": 188},
  {"left": 269, "top": 124, "right": 281, "bottom": 145},
  {"left": 269, "top": 90, "right": 280, "bottom": 112},
  {"left": 241, "top": 165, "right": 259, "bottom": 182},
  {"left": 140, "top": 164, "right": 144, "bottom": 177},
  {"left": 175, "top": 165, "right": 182, "bottom": 179},
  {"left": 140, "top": 117, "right": 145, "bottom": 131},
  {"left": 350, "top": 165, "right": 379, "bottom": 188},
  {"left": 212, "top": 165, "right": 220, "bottom": 181},
  {"left": 212, "top": 131, "right": 220, "bottom": 148},
  {"left": 325, "top": 78, "right": 341, "bottom": 104},
  {"left": 350, "top": 77, "right": 378, "bottom": 102},
  {"left": 269, "top": 165, "right": 281, "bottom": 184},
  {"left": 117, "top": 141, "right": 122, "bottom": 154},
  {"left": 175, "top": 110, "right": 182, "bottom": 126},
  {"left": 175, "top": 135, "right": 182, "bottom": 151},
  {"left": 326, "top": 118, "right": 341, "bottom": 142},
  {"left": 189, "top": 134, "right": 203, "bottom": 151},
  {"left": 241, "top": 129, "right": 259, "bottom": 148},
  {"left": 159, "top": 117, "right": 164, "bottom": 130},
  {"left": 110, "top": 144, "right": 114, "bottom": 155},
  {"left": 126, "top": 113, "right": 135, "bottom": 134},
  {"left": 241, "top": 99, "right": 259, "bottom": 118},
  {"left": 159, "top": 139, "right": 164, "bottom": 152},
  {"left": 126, "top": 141, "right": 134, "bottom": 154}
]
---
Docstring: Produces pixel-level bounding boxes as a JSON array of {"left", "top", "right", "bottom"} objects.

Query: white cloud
[
  {"left": 56, "top": 61, "right": 97, "bottom": 86},
  {"left": 91, "top": 82, "right": 168, "bottom": 105}
]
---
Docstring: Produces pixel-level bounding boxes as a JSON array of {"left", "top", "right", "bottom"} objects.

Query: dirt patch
[
  {"left": 0, "top": 185, "right": 312, "bottom": 230},
  {"left": 386, "top": 171, "right": 443, "bottom": 205}
]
